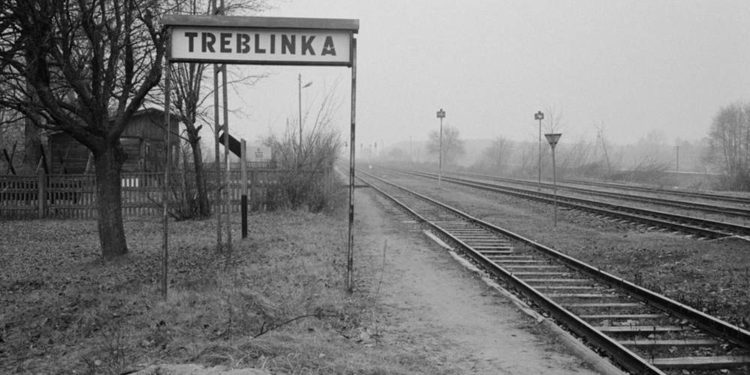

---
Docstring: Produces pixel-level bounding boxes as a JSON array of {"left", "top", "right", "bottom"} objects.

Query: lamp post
[
  {"left": 534, "top": 111, "right": 544, "bottom": 191},
  {"left": 544, "top": 133, "right": 562, "bottom": 227},
  {"left": 436, "top": 108, "right": 445, "bottom": 186},
  {"left": 298, "top": 73, "right": 312, "bottom": 161}
]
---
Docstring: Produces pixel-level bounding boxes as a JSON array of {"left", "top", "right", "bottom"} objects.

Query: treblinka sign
[
  {"left": 163, "top": 15, "right": 357, "bottom": 66},
  {"left": 160, "top": 14, "right": 360, "bottom": 297}
]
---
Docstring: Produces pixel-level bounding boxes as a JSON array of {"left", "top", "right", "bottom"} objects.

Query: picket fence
[{"left": 0, "top": 169, "right": 291, "bottom": 220}]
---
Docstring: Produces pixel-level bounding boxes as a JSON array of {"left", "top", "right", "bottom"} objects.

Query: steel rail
[
  {"left": 360, "top": 170, "right": 750, "bottom": 374},
  {"left": 563, "top": 178, "right": 750, "bottom": 205},
  {"left": 402, "top": 169, "right": 750, "bottom": 238},
  {"left": 446, "top": 170, "right": 750, "bottom": 218},
  {"left": 430, "top": 168, "right": 750, "bottom": 205}
]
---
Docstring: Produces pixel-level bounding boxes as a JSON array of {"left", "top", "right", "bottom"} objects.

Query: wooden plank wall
[{"left": 0, "top": 169, "right": 301, "bottom": 219}]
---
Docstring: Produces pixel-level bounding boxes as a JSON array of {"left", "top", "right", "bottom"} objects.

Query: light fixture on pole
[
  {"left": 436, "top": 108, "right": 446, "bottom": 186},
  {"left": 298, "top": 73, "right": 313, "bottom": 163},
  {"left": 534, "top": 111, "right": 544, "bottom": 191},
  {"left": 544, "top": 132, "right": 562, "bottom": 227}
]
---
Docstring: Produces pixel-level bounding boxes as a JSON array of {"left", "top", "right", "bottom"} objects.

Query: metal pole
[
  {"left": 346, "top": 38, "right": 357, "bottom": 294},
  {"left": 552, "top": 145, "right": 557, "bottom": 227},
  {"left": 241, "top": 139, "right": 247, "bottom": 239},
  {"left": 298, "top": 73, "right": 303, "bottom": 161},
  {"left": 222, "top": 63, "right": 231, "bottom": 253},
  {"left": 218, "top": 0, "right": 231, "bottom": 254},
  {"left": 538, "top": 118, "right": 542, "bottom": 191},
  {"left": 213, "top": 57, "right": 222, "bottom": 251},
  {"left": 162, "top": 45, "right": 172, "bottom": 300},
  {"left": 439, "top": 116, "right": 443, "bottom": 187}
]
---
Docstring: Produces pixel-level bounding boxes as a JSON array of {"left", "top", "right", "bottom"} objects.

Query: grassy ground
[{"left": 0, "top": 206, "right": 442, "bottom": 374}]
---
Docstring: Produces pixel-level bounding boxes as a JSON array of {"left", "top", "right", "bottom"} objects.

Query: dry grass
[{"left": 0, "top": 206, "right": 439, "bottom": 374}]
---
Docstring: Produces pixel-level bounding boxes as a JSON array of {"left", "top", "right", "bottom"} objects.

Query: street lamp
[
  {"left": 544, "top": 132, "right": 562, "bottom": 227},
  {"left": 298, "top": 73, "right": 313, "bottom": 156},
  {"left": 534, "top": 111, "right": 544, "bottom": 191},
  {"left": 436, "top": 108, "right": 446, "bottom": 186}
]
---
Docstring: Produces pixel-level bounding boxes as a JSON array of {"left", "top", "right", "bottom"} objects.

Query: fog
[{"left": 223, "top": 0, "right": 750, "bottom": 157}]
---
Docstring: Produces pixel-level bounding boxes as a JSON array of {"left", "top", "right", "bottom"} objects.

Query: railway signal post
[
  {"left": 437, "top": 108, "right": 445, "bottom": 187},
  {"left": 544, "top": 133, "right": 562, "bottom": 227},
  {"left": 534, "top": 111, "right": 544, "bottom": 191}
]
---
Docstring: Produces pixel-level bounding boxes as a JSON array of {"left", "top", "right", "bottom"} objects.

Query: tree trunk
[
  {"left": 185, "top": 121, "right": 211, "bottom": 217},
  {"left": 23, "top": 118, "right": 42, "bottom": 172},
  {"left": 188, "top": 133, "right": 210, "bottom": 218},
  {"left": 94, "top": 145, "right": 128, "bottom": 258}
]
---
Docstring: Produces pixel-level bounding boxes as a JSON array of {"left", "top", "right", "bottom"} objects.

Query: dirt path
[{"left": 354, "top": 189, "right": 608, "bottom": 374}]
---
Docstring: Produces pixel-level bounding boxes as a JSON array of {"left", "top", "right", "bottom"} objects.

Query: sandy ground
[{"left": 353, "top": 188, "right": 606, "bottom": 375}]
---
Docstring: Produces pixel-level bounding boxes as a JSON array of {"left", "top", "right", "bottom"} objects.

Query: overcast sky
[{"left": 225, "top": 0, "right": 750, "bottom": 149}]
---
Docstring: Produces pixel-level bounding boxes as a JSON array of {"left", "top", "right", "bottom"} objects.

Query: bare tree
[
  {"left": 146, "top": 0, "right": 268, "bottom": 218},
  {"left": 516, "top": 142, "right": 537, "bottom": 177},
  {"left": 594, "top": 122, "right": 613, "bottom": 175},
  {"left": 473, "top": 136, "right": 512, "bottom": 173},
  {"left": 269, "top": 81, "right": 342, "bottom": 170},
  {"left": 707, "top": 102, "right": 750, "bottom": 190},
  {"left": 559, "top": 137, "right": 594, "bottom": 174},
  {"left": 0, "top": 0, "right": 166, "bottom": 258},
  {"left": 0, "top": 109, "right": 23, "bottom": 174},
  {"left": 427, "top": 125, "right": 465, "bottom": 167},
  {"left": 544, "top": 105, "right": 565, "bottom": 133},
  {"left": 264, "top": 82, "right": 343, "bottom": 211}
]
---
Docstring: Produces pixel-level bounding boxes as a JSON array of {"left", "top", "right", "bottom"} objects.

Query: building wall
[
  {"left": 48, "top": 132, "right": 90, "bottom": 173},
  {"left": 47, "top": 110, "right": 179, "bottom": 174}
]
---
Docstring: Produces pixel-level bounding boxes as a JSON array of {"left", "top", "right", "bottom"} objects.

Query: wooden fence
[{"left": 0, "top": 169, "right": 295, "bottom": 220}]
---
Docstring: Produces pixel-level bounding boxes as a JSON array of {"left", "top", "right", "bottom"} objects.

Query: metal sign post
[
  {"left": 544, "top": 133, "right": 562, "bottom": 227},
  {"left": 241, "top": 139, "right": 248, "bottom": 239},
  {"left": 161, "top": 36, "right": 172, "bottom": 300},
  {"left": 534, "top": 111, "right": 544, "bottom": 191},
  {"left": 162, "top": 15, "right": 359, "bottom": 297},
  {"left": 436, "top": 108, "right": 445, "bottom": 187},
  {"left": 346, "top": 38, "right": 357, "bottom": 293}
]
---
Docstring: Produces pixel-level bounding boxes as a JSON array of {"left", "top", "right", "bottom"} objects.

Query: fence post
[
  {"left": 241, "top": 139, "right": 248, "bottom": 239},
  {"left": 250, "top": 170, "right": 256, "bottom": 211},
  {"left": 37, "top": 169, "right": 47, "bottom": 218}
]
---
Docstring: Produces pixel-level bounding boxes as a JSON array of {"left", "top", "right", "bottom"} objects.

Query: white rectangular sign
[
  {"left": 248, "top": 145, "right": 272, "bottom": 162},
  {"left": 170, "top": 27, "right": 352, "bottom": 65}
]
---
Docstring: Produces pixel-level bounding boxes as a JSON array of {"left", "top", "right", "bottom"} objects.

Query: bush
[
  {"left": 717, "top": 170, "right": 750, "bottom": 191},
  {"left": 261, "top": 121, "right": 343, "bottom": 213}
]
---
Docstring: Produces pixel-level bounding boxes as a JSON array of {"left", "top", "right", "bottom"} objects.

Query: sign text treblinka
[{"left": 171, "top": 27, "right": 352, "bottom": 65}]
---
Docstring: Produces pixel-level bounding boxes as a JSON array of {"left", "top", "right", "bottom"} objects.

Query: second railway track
[
  {"left": 358, "top": 170, "right": 750, "bottom": 375},
  {"left": 390, "top": 168, "right": 750, "bottom": 239}
]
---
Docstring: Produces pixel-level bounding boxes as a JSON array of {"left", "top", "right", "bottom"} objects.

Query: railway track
[
  {"left": 391, "top": 168, "right": 750, "bottom": 239},
  {"left": 562, "top": 178, "right": 750, "bottom": 206},
  {"left": 446, "top": 170, "right": 750, "bottom": 219},
  {"left": 359, "top": 170, "right": 750, "bottom": 375}
]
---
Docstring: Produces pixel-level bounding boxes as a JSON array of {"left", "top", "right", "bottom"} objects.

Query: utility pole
[
  {"left": 544, "top": 133, "right": 562, "bottom": 227},
  {"left": 534, "top": 111, "right": 544, "bottom": 191},
  {"left": 436, "top": 108, "right": 446, "bottom": 186},
  {"left": 298, "top": 73, "right": 312, "bottom": 165}
]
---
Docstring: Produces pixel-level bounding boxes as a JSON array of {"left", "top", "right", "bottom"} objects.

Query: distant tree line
[{"left": 381, "top": 103, "right": 750, "bottom": 191}]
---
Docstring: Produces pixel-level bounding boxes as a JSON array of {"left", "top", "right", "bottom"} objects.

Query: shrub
[{"left": 261, "top": 121, "right": 343, "bottom": 213}]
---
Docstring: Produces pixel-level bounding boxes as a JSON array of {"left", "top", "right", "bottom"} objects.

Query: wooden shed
[{"left": 49, "top": 109, "right": 180, "bottom": 174}]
